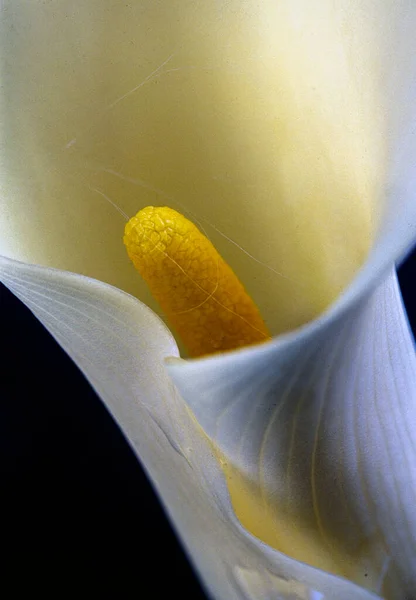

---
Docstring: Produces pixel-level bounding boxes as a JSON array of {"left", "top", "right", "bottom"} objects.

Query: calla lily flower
[{"left": 1, "top": 2, "right": 416, "bottom": 598}]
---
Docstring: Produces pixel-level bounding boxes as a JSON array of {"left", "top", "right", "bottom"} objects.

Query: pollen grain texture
[{"left": 124, "top": 206, "right": 271, "bottom": 357}]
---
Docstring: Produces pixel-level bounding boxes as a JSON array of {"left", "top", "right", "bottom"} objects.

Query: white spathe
[
  {"left": 1, "top": 164, "right": 416, "bottom": 597},
  {"left": 2, "top": 0, "right": 412, "bottom": 335},
  {"left": 0, "top": 255, "right": 403, "bottom": 600},
  {"left": 1, "top": 0, "right": 416, "bottom": 598}
]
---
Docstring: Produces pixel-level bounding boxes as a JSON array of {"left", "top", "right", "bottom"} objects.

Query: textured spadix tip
[{"left": 124, "top": 206, "right": 271, "bottom": 357}]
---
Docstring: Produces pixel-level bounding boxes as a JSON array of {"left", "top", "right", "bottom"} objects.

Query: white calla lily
[{"left": 1, "top": 1, "right": 416, "bottom": 599}]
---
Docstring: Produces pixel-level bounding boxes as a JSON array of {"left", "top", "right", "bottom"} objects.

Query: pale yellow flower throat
[{"left": 124, "top": 206, "right": 271, "bottom": 357}]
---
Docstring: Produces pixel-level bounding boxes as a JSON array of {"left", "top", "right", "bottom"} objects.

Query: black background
[{"left": 1, "top": 249, "right": 415, "bottom": 598}]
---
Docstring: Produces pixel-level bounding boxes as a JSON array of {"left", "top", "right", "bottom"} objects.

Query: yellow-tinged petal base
[
  {"left": 220, "top": 459, "right": 385, "bottom": 591},
  {"left": 124, "top": 206, "right": 271, "bottom": 357}
]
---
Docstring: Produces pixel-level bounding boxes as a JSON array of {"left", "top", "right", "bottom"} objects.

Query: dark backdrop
[{"left": 1, "top": 249, "right": 415, "bottom": 597}]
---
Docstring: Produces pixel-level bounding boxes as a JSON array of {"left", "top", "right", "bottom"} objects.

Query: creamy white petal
[
  {"left": 169, "top": 267, "right": 416, "bottom": 596},
  {"left": 1, "top": 1, "right": 416, "bottom": 598},
  {"left": 165, "top": 10, "right": 416, "bottom": 594},
  {"left": 165, "top": 28, "right": 416, "bottom": 586},
  {"left": 0, "top": 255, "right": 380, "bottom": 600},
  {"left": 2, "top": 0, "right": 415, "bottom": 334},
  {"left": 166, "top": 98, "right": 416, "bottom": 592}
]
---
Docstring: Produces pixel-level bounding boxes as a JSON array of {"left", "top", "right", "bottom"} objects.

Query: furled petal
[
  {"left": 1, "top": 1, "right": 416, "bottom": 598},
  {"left": 169, "top": 267, "right": 416, "bottom": 597},
  {"left": 0, "top": 255, "right": 381, "bottom": 600},
  {"left": 167, "top": 132, "right": 416, "bottom": 596},
  {"left": 166, "top": 16, "right": 416, "bottom": 594}
]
